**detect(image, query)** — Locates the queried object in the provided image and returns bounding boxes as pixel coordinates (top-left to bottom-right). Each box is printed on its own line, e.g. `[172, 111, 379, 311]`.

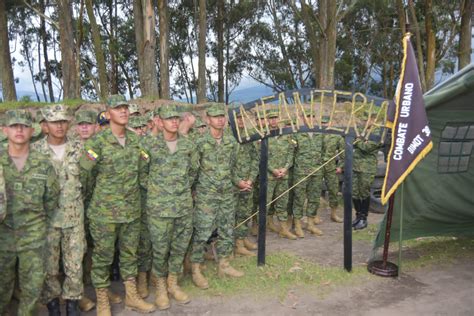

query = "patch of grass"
[0, 99, 85, 111]
[180, 252, 369, 299]
[352, 223, 379, 241]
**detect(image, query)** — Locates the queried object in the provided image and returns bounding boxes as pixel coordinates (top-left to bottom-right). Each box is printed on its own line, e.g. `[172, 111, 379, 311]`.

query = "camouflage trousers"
[191, 191, 236, 263]
[42, 224, 85, 303]
[137, 211, 152, 273]
[267, 178, 289, 221]
[352, 171, 375, 199]
[148, 215, 193, 277]
[235, 192, 253, 239]
[293, 171, 323, 219]
[89, 219, 140, 288]
[323, 165, 340, 208]
[0, 247, 45, 316]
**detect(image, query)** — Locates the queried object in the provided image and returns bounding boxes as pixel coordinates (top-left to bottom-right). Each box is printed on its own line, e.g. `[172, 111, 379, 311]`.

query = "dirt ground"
[30, 210, 474, 316]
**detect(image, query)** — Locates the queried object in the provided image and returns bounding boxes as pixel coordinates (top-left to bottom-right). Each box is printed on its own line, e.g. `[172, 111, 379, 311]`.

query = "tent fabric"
[374, 64, 474, 248]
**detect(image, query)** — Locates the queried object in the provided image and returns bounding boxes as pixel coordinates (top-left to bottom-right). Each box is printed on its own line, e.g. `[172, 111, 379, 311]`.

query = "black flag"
[381, 33, 433, 204]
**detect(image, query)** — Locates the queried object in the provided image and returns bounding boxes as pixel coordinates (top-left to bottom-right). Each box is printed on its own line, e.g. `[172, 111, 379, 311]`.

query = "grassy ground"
[0, 99, 85, 111]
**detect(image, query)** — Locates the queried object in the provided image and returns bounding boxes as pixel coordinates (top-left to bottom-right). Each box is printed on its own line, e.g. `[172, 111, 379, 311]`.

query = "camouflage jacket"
[194, 129, 239, 194]
[0, 147, 60, 252]
[33, 137, 84, 228]
[0, 164, 6, 222]
[141, 134, 199, 218]
[79, 128, 145, 223]
[322, 134, 345, 169]
[268, 134, 295, 180]
[234, 141, 259, 184]
[293, 132, 324, 174]
[353, 137, 382, 174]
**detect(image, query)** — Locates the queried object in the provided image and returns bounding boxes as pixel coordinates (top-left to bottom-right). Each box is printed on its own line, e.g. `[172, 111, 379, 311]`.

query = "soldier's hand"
[336, 167, 342, 174]
[280, 168, 288, 177]
[238, 180, 251, 191]
[272, 169, 280, 178]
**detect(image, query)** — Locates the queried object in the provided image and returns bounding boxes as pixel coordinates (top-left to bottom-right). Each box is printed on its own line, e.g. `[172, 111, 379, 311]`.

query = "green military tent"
[374, 64, 474, 248]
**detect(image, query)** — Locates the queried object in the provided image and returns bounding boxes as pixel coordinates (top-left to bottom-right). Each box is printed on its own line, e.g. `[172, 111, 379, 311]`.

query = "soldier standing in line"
[141, 104, 198, 310]
[75, 110, 98, 142]
[79, 95, 155, 316]
[321, 116, 344, 223]
[34, 105, 85, 316]
[0, 110, 60, 316]
[233, 111, 258, 256]
[190, 103, 244, 289]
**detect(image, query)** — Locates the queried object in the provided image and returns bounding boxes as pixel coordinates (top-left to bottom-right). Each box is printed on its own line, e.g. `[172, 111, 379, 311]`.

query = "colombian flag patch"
[140, 150, 149, 161]
[86, 149, 98, 161]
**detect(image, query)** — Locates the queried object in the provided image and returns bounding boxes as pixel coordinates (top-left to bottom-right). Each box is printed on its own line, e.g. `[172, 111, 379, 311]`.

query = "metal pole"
[343, 135, 354, 272]
[257, 137, 268, 266]
[382, 194, 395, 267]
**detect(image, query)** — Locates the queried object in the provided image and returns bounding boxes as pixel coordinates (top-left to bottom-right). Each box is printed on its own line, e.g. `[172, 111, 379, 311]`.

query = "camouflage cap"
[42, 104, 71, 122]
[97, 111, 109, 125]
[129, 116, 146, 128]
[75, 110, 97, 124]
[35, 109, 45, 123]
[145, 111, 154, 122]
[206, 103, 226, 117]
[106, 94, 128, 108]
[265, 109, 279, 118]
[128, 103, 140, 115]
[5, 109, 33, 127]
[195, 115, 206, 128]
[159, 104, 181, 119]
[321, 115, 330, 123]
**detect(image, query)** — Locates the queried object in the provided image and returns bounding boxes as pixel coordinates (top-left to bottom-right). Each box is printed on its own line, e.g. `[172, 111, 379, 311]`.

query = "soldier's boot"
[46, 298, 61, 316]
[313, 215, 322, 225]
[278, 221, 297, 240]
[96, 288, 111, 316]
[306, 217, 324, 236]
[330, 207, 343, 223]
[235, 238, 256, 257]
[167, 274, 191, 305]
[354, 197, 369, 230]
[352, 199, 362, 227]
[250, 220, 258, 236]
[150, 272, 158, 289]
[294, 218, 305, 238]
[191, 263, 209, 289]
[66, 300, 79, 316]
[123, 278, 156, 313]
[267, 216, 280, 233]
[183, 253, 192, 275]
[154, 277, 170, 310]
[218, 258, 244, 278]
[137, 271, 149, 299]
[243, 237, 258, 250]
[203, 245, 215, 261]
[78, 296, 96, 312]
[286, 215, 293, 229]
[108, 289, 122, 304]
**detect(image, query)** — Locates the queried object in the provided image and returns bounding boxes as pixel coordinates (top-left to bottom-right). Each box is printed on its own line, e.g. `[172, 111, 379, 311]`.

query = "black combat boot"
[66, 300, 79, 316]
[354, 197, 370, 230]
[47, 297, 61, 316]
[352, 199, 361, 227]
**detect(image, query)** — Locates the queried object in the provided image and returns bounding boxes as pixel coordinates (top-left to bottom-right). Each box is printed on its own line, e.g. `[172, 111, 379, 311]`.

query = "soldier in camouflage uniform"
[292, 114, 325, 237]
[321, 116, 344, 223]
[233, 111, 259, 256]
[0, 110, 60, 316]
[79, 95, 155, 315]
[75, 110, 98, 142]
[33, 105, 85, 316]
[190, 103, 244, 289]
[266, 110, 297, 240]
[140, 104, 198, 309]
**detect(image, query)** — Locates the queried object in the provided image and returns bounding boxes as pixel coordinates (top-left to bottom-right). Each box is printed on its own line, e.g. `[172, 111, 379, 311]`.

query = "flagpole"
[397, 183, 405, 277]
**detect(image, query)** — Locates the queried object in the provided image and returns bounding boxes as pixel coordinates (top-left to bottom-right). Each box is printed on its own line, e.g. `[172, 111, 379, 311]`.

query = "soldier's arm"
[139, 138, 150, 190]
[248, 143, 259, 182]
[43, 163, 60, 218]
[337, 136, 345, 169]
[79, 137, 100, 200]
[189, 141, 200, 185]
[284, 137, 297, 170]
[231, 142, 241, 186]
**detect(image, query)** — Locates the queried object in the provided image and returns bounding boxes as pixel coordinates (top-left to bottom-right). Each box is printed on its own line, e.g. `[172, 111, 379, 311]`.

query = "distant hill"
[229, 85, 274, 104]
[0, 90, 49, 102]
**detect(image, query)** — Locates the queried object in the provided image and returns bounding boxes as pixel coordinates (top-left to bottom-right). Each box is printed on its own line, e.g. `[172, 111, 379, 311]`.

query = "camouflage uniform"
[33, 105, 85, 303]
[79, 100, 145, 289]
[322, 134, 345, 208]
[0, 110, 60, 316]
[352, 138, 380, 200]
[190, 110, 240, 263]
[141, 108, 198, 276]
[0, 163, 6, 223]
[293, 132, 324, 219]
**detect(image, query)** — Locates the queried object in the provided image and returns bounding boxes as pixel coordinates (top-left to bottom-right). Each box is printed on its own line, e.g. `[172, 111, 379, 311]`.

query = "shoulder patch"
[140, 150, 149, 161]
[86, 149, 99, 161]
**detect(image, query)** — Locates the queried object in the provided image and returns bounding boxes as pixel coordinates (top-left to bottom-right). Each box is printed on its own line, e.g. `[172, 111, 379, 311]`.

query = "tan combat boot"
[330, 207, 343, 223]
[250, 220, 258, 236]
[78, 296, 95, 312]
[313, 215, 322, 224]
[191, 263, 209, 289]
[243, 237, 257, 250]
[108, 289, 122, 304]
[267, 216, 280, 233]
[306, 217, 324, 236]
[278, 220, 297, 240]
[286, 215, 293, 229]
[123, 278, 156, 313]
[95, 288, 111, 316]
[235, 239, 256, 257]
[167, 274, 191, 304]
[218, 258, 244, 278]
[294, 218, 305, 238]
[137, 271, 149, 299]
[155, 277, 170, 310]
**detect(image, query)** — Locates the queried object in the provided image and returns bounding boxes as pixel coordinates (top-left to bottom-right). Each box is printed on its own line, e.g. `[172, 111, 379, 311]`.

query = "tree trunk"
[86, 0, 109, 100]
[298, 0, 319, 88]
[109, 0, 118, 94]
[216, 0, 225, 102]
[197, 0, 207, 103]
[395, 0, 407, 38]
[57, 0, 79, 100]
[40, 0, 55, 102]
[424, 0, 436, 90]
[318, 0, 328, 88]
[458, 0, 472, 70]
[408, 0, 427, 92]
[324, 0, 336, 89]
[158, 0, 170, 99]
[0, 0, 17, 101]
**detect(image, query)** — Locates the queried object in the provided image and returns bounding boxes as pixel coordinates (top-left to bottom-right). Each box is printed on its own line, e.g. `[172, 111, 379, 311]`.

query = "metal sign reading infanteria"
[227, 88, 390, 271]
